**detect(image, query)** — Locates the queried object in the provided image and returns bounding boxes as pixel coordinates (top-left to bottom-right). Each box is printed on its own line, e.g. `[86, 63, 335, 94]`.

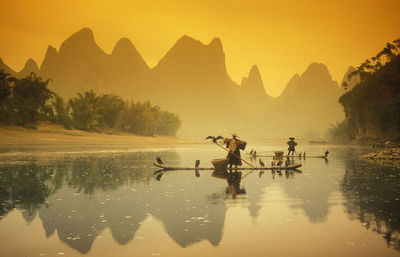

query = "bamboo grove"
[0, 71, 181, 136]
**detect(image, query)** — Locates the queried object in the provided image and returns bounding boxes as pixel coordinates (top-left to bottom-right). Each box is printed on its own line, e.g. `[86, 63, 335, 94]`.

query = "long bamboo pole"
[213, 141, 256, 168]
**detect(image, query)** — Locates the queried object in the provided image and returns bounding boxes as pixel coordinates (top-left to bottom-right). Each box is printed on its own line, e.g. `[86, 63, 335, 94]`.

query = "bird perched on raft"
[156, 157, 163, 165]
[259, 159, 265, 167]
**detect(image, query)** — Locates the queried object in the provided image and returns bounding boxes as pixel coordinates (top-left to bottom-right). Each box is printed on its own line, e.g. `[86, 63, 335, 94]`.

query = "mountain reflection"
[0, 152, 308, 254]
[342, 159, 400, 251]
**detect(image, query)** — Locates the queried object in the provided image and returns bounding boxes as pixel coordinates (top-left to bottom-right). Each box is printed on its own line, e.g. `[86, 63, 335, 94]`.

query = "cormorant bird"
[156, 157, 163, 165]
[250, 149, 254, 154]
[195, 160, 200, 167]
[299, 152, 302, 158]
[156, 172, 163, 181]
[259, 159, 265, 167]
[271, 160, 275, 166]
[276, 160, 283, 167]
[205, 135, 224, 143]
[325, 150, 329, 156]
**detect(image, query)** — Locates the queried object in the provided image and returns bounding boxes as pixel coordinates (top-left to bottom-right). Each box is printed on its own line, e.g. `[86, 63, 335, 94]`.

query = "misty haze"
[0, 1, 399, 257]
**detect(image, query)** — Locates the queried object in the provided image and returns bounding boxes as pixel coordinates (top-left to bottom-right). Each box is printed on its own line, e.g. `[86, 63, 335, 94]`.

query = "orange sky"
[0, 0, 399, 96]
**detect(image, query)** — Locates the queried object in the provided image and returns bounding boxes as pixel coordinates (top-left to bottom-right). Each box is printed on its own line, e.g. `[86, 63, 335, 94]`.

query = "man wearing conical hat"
[287, 137, 297, 156]
[224, 133, 247, 169]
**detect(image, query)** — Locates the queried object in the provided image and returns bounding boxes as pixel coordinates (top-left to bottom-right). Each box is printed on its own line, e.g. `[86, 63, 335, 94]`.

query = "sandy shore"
[0, 123, 200, 151]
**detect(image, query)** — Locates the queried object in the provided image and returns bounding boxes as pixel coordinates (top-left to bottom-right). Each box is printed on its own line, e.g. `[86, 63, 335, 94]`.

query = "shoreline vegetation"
[0, 70, 182, 137]
[328, 37, 400, 143]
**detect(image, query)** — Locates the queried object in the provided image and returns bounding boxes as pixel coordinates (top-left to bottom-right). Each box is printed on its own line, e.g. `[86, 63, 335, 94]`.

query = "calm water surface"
[0, 142, 399, 257]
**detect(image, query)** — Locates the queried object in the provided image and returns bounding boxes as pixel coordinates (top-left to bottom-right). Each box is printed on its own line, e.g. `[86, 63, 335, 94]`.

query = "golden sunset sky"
[0, 0, 399, 96]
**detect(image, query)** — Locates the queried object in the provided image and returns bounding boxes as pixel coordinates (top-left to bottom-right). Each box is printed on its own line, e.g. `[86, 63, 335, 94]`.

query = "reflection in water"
[0, 151, 228, 252]
[280, 163, 340, 223]
[342, 159, 400, 251]
[2, 147, 398, 255]
[212, 169, 246, 199]
[0, 163, 55, 221]
[0, 152, 176, 253]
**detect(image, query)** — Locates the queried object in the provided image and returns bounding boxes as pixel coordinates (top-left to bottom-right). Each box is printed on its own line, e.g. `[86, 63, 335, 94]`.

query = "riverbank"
[361, 148, 400, 169]
[361, 148, 400, 160]
[0, 122, 199, 151]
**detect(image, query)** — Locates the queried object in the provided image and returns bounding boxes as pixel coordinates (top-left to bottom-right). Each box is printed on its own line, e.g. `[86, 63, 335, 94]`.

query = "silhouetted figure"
[224, 133, 247, 169]
[259, 159, 265, 167]
[287, 137, 297, 156]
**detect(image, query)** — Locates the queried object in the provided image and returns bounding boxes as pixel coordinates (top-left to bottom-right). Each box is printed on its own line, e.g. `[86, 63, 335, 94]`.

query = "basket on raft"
[273, 151, 284, 159]
[212, 158, 229, 170]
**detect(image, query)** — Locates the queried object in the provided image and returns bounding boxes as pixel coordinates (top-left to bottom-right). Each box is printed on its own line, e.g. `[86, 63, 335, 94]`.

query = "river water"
[0, 141, 399, 257]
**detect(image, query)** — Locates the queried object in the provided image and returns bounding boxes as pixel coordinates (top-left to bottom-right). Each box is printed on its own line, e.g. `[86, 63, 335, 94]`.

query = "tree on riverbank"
[0, 70, 181, 136]
[0, 71, 53, 126]
[330, 37, 400, 141]
[69, 91, 181, 136]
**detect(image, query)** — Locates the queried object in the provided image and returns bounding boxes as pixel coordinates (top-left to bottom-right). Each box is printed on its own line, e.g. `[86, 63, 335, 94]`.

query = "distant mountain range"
[0, 28, 345, 138]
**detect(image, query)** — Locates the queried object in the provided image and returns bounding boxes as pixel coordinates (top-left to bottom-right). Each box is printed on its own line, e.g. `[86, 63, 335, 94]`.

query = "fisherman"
[287, 137, 297, 156]
[224, 133, 247, 169]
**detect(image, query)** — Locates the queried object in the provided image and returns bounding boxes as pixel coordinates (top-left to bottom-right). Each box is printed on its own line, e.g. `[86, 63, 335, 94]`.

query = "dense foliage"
[68, 91, 181, 135]
[0, 70, 181, 136]
[334, 38, 400, 140]
[0, 72, 53, 126]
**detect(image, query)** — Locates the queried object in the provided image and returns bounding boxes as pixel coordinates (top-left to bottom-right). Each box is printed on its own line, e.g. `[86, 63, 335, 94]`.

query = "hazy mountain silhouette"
[0, 28, 346, 138]
[340, 66, 360, 91]
[269, 63, 344, 137]
[278, 73, 300, 100]
[16, 58, 41, 78]
[0, 57, 16, 75]
[147, 35, 247, 137]
[280, 63, 342, 104]
[240, 65, 272, 108]
[40, 28, 150, 99]
[41, 28, 109, 97]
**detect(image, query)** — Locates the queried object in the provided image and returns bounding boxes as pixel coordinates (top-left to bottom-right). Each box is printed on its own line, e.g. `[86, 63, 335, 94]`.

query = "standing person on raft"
[287, 137, 297, 156]
[224, 133, 247, 169]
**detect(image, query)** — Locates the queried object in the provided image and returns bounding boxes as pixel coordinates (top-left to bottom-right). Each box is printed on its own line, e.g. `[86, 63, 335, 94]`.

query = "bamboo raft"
[153, 162, 302, 171]
[246, 153, 328, 159]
